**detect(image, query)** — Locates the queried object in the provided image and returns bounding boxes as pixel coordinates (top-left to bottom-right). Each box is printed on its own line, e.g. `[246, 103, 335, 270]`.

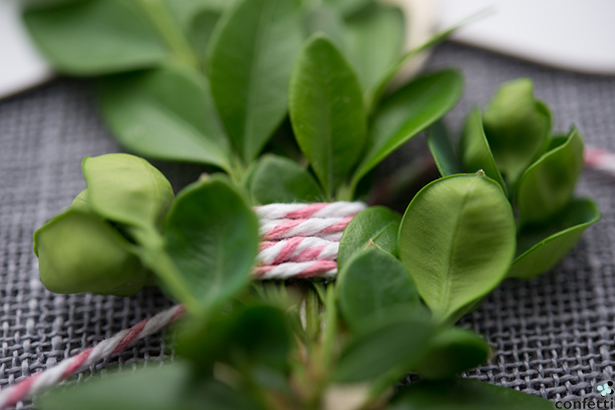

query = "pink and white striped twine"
[4, 147, 615, 408]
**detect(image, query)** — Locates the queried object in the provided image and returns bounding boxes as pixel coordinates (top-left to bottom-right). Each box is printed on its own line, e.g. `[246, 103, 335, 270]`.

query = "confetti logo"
[597, 382, 614, 397]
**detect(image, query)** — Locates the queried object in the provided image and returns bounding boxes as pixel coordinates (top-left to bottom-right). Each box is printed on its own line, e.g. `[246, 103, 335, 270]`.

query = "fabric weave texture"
[1, 43, 614, 407]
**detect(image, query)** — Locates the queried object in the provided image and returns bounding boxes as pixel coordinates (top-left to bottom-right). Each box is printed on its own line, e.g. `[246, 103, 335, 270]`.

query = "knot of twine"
[0, 201, 366, 408]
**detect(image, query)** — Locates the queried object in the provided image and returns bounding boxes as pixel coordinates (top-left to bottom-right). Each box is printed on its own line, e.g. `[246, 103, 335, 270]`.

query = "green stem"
[132, 228, 201, 313]
[305, 289, 320, 353]
[336, 183, 354, 202]
[321, 282, 338, 371]
[136, 0, 199, 68]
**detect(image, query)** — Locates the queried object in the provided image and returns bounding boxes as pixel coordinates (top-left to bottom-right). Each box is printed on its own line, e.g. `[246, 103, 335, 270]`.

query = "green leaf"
[23, 0, 168, 76]
[250, 155, 325, 204]
[99, 67, 232, 171]
[165, 0, 228, 27]
[81, 154, 175, 231]
[414, 328, 490, 380]
[208, 0, 304, 162]
[352, 70, 464, 190]
[337, 246, 420, 332]
[289, 34, 366, 197]
[516, 128, 584, 226]
[34, 210, 147, 296]
[482, 78, 550, 185]
[177, 304, 293, 374]
[344, 2, 405, 91]
[324, 0, 371, 16]
[334, 317, 434, 383]
[366, 27, 458, 109]
[509, 198, 600, 279]
[38, 362, 261, 410]
[398, 174, 516, 322]
[460, 107, 506, 193]
[304, 5, 347, 50]
[164, 175, 259, 311]
[426, 121, 463, 177]
[71, 189, 91, 213]
[337, 206, 401, 269]
[391, 378, 555, 409]
[190, 10, 221, 69]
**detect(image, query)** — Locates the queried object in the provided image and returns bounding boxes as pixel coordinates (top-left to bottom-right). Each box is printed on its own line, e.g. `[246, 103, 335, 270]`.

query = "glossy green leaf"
[38, 362, 261, 410]
[398, 174, 516, 321]
[250, 155, 325, 204]
[517, 128, 584, 226]
[414, 328, 490, 380]
[483, 78, 550, 185]
[164, 175, 259, 311]
[208, 0, 303, 162]
[352, 70, 464, 190]
[337, 246, 420, 332]
[334, 317, 435, 383]
[391, 378, 555, 409]
[23, 0, 168, 76]
[509, 198, 600, 279]
[324, 0, 371, 16]
[34, 210, 147, 296]
[344, 2, 404, 91]
[99, 67, 231, 171]
[460, 107, 506, 192]
[81, 154, 175, 231]
[178, 304, 293, 374]
[289, 34, 366, 197]
[426, 121, 463, 177]
[338, 206, 401, 269]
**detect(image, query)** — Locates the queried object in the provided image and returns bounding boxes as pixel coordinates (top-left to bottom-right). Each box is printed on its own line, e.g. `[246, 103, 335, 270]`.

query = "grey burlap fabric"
[1, 43, 614, 407]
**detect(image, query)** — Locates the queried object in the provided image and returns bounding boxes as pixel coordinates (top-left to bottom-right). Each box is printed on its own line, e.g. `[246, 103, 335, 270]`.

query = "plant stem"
[131, 227, 201, 313]
[321, 283, 338, 368]
[136, 0, 199, 68]
[305, 289, 320, 353]
[336, 183, 354, 202]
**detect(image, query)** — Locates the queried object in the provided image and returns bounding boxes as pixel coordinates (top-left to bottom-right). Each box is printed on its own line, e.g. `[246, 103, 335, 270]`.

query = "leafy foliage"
[99, 67, 231, 170]
[208, 0, 304, 162]
[26, 1, 584, 408]
[23, 0, 170, 76]
[429, 80, 600, 280]
[289, 34, 366, 198]
[250, 155, 325, 204]
[337, 206, 401, 268]
[399, 174, 516, 322]
[392, 378, 555, 409]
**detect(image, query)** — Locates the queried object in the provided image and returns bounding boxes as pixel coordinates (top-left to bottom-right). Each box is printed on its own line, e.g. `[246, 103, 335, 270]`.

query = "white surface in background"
[0, 0, 53, 99]
[439, 0, 615, 75]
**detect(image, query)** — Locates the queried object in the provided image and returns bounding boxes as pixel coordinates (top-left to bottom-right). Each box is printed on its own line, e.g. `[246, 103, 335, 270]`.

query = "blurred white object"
[0, 0, 53, 99]
[439, 0, 615, 75]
